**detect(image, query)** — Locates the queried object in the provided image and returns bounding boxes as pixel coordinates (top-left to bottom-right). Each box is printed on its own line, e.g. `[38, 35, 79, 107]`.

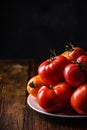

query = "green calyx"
[29, 81, 35, 88]
[72, 60, 87, 71]
[78, 63, 87, 71]
[65, 42, 75, 51]
[49, 49, 56, 63]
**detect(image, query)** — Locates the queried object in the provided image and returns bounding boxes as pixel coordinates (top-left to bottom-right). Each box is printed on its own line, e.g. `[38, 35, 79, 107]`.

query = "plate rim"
[27, 94, 87, 118]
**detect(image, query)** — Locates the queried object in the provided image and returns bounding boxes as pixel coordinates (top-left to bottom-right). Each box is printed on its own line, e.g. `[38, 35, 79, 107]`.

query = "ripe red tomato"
[38, 55, 69, 86]
[76, 55, 87, 65]
[76, 55, 87, 81]
[70, 84, 87, 115]
[61, 43, 85, 61]
[37, 82, 73, 113]
[63, 63, 86, 87]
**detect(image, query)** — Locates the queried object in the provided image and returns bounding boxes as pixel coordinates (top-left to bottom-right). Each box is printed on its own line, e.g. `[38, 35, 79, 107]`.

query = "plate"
[27, 94, 87, 118]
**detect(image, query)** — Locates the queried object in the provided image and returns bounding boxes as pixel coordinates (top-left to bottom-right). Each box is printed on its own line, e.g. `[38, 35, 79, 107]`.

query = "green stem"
[65, 42, 75, 51]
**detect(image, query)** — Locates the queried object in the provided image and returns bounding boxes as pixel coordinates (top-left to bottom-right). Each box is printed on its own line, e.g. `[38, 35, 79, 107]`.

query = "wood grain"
[0, 60, 29, 130]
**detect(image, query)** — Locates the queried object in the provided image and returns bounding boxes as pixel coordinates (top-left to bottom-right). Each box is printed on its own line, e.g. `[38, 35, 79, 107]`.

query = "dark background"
[1, 1, 87, 59]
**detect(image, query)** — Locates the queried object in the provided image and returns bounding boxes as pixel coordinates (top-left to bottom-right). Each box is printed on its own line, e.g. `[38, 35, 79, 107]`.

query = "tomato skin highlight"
[38, 55, 70, 86]
[37, 82, 73, 113]
[70, 84, 87, 115]
[63, 63, 86, 87]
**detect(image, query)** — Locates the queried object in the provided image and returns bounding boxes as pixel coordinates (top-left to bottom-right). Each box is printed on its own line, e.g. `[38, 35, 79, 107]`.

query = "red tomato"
[63, 63, 86, 87]
[70, 84, 87, 115]
[76, 55, 87, 65]
[76, 55, 87, 81]
[37, 82, 73, 113]
[68, 47, 85, 61]
[61, 43, 85, 61]
[38, 55, 69, 86]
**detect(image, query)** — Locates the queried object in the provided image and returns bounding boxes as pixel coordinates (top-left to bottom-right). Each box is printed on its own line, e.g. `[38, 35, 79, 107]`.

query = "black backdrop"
[1, 1, 87, 59]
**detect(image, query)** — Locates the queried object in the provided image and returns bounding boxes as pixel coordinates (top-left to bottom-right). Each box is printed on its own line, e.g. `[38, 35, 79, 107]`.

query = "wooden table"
[0, 59, 87, 130]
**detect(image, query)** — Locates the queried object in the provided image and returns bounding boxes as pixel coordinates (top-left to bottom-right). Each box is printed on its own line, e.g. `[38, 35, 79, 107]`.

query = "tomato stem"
[49, 49, 56, 63]
[50, 49, 56, 57]
[65, 42, 75, 51]
[78, 63, 87, 71]
[72, 60, 87, 71]
[29, 81, 35, 88]
[49, 85, 54, 89]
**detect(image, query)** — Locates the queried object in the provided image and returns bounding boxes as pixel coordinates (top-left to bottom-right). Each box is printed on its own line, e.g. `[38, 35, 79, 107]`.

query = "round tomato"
[63, 63, 86, 87]
[61, 43, 85, 61]
[76, 55, 87, 81]
[76, 55, 87, 65]
[27, 75, 45, 97]
[70, 84, 87, 115]
[38, 55, 70, 86]
[37, 82, 73, 113]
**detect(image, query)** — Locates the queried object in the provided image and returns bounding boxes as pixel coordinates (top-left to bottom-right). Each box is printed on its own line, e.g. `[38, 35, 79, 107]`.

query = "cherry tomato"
[61, 43, 85, 61]
[63, 63, 86, 87]
[37, 82, 73, 113]
[38, 55, 69, 86]
[27, 75, 45, 97]
[70, 84, 87, 115]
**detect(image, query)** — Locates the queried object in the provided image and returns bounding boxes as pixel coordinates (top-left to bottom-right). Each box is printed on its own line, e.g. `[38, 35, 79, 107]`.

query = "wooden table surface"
[0, 59, 87, 130]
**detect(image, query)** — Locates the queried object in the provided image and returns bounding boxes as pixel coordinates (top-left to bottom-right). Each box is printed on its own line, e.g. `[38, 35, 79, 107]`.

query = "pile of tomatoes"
[27, 43, 87, 115]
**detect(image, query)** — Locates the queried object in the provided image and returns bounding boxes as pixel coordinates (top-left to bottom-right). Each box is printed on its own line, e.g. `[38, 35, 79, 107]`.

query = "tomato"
[38, 55, 70, 86]
[76, 55, 87, 81]
[37, 82, 73, 113]
[70, 84, 87, 115]
[61, 51, 70, 61]
[27, 75, 45, 97]
[76, 55, 87, 65]
[63, 63, 86, 87]
[61, 43, 85, 61]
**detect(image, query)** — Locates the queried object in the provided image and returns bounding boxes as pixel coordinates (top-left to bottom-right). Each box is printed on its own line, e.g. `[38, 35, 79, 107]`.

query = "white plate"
[27, 94, 87, 118]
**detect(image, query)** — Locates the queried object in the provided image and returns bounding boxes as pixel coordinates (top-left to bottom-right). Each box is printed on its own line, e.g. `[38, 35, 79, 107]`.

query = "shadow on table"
[41, 113, 87, 128]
